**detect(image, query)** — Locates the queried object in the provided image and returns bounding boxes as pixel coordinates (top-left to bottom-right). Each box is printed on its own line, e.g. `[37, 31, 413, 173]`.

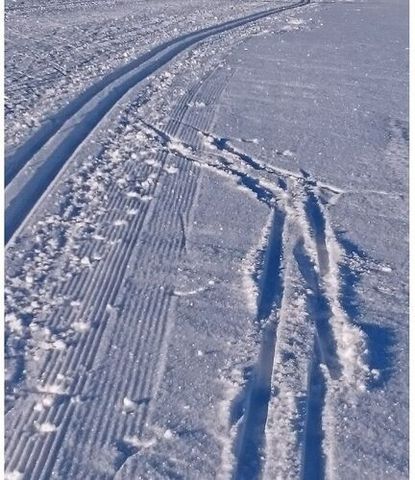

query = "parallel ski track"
[229, 182, 340, 480]
[99, 116, 349, 480]
[5, 0, 309, 244]
[233, 209, 286, 480]
[5, 63, 233, 480]
[175, 134, 345, 478]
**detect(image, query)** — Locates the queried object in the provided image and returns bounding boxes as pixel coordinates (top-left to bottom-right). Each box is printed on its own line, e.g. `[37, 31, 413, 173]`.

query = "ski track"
[5, 0, 373, 478]
[5, 0, 310, 244]
[232, 208, 286, 480]
[144, 115, 368, 477]
[5, 50, 237, 479]
[169, 131, 368, 477]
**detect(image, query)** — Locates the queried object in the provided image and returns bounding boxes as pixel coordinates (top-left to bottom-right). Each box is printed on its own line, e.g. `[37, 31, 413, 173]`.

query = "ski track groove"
[68, 293, 170, 476]
[5, 0, 309, 244]
[5, 45, 237, 479]
[233, 208, 286, 480]
[7, 3, 349, 478]
[9, 171, 170, 476]
[183, 133, 355, 478]
[301, 339, 326, 480]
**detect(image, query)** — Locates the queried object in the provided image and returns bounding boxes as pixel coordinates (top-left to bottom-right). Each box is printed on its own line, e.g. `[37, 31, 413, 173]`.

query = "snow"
[4, 0, 408, 478]
[34, 421, 58, 434]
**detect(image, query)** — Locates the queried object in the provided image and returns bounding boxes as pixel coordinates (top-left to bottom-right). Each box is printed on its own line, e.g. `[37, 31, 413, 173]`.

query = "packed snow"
[5, 0, 408, 479]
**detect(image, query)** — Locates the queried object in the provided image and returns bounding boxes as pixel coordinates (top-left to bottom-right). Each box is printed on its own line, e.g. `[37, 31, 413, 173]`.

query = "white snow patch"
[5, 472, 23, 480]
[34, 421, 57, 433]
[167, 138, 194, 158]
[379, 264, 392, 273]
[287, 17, 305, 26]
[173, 286, 207, 297]
[282, 149, 295, 158]
[5, 313, 23, 335]
[72, 321, 90, 332]
[113, 219, 128, 227]
[37, 382, 67, 396]
[80, 256, 92, 267]
[123, 435, 156, 449]
[52, 339, 67, 351]
[163, 429, 174, 440]
[163, 164, 179, 174]
[122, 396, 137, 413]
[127, 208, 139, 216]
[126, 191, 141, 198]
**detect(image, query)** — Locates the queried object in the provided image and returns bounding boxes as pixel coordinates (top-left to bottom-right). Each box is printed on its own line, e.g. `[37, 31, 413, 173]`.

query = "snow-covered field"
[5, 0, 409, 479]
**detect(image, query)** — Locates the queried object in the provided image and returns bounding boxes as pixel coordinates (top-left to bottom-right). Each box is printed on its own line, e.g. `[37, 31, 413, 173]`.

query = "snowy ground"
[5, 0, 408, 479]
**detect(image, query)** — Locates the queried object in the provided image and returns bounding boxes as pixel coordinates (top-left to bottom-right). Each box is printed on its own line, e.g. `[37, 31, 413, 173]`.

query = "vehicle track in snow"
[5, 0, 309, 244]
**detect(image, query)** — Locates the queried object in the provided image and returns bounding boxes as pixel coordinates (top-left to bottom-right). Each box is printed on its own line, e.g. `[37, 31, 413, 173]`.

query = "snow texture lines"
[5, 45, 238, 480]
[5, 0, 309, 244]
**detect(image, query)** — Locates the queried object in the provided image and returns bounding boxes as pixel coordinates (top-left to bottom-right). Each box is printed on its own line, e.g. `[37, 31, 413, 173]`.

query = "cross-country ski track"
[5, 0, 409, 479]
[5, 0, 309, 244]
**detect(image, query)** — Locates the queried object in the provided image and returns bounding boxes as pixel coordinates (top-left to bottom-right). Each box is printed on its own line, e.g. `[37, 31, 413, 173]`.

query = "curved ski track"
[6, 1, 366, 478]
[5, 64, 235, 479]
[5, 0, 309, 244]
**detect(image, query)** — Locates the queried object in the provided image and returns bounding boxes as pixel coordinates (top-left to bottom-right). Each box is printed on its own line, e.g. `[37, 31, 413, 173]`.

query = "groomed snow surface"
[5, 0, 408, 479]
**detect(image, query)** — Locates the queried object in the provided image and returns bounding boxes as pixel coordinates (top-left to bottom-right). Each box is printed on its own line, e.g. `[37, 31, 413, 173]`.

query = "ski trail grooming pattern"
[5, 61, 236, 480]
[114, 67, 239, 480]
[58, 112, 373, 480]
[5, 52, 233, 404]
[5, 51, 237, 409]
[5, 0, 310, 244]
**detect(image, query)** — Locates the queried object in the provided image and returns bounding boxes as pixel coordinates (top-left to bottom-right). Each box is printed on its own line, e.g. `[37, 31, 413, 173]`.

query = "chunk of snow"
[282, 149, 295, 157]
[52, 339, 66, 351]
[35, 422, 57, 433]
[5, 314, 23, 334]
[163, 429, 174, 440]
[80, 256, 92, 267]
[127, 208, 139, 216]
[124, 435, 156, 449]
[122, 397, 136, 413]
[126, 191, 141, 198]
[113, 219, 128, 227]
[5, 471, 23, 480]
[164, 165, 179, 174]
[72, 321, 89, 332]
